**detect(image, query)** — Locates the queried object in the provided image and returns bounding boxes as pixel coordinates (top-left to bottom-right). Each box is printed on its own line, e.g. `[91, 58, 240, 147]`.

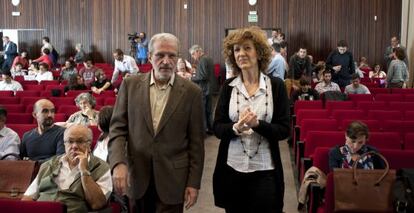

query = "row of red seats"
[0, 96, 116, 107]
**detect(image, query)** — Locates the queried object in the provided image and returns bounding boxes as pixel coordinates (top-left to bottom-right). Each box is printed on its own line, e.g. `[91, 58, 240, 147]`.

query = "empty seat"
[356, 101, 387, 112]
[1, 104, 25, 113]
[341, 119, 381, 131]
[369, 88, 390, 95]
[104, 97, 116, 106]
[312, 147, 330, 175]
[405, 94, 414, 102]
[293, 100, 323, 115]
[374, 93, 404, 102]
[0, 199, 66, 213]
[404, 133, 414, 150]
[391, 88, 414, 94]
[325, 101, 354, 113]
[65, 90, 90, 97]
[296, 109, 329, 124]
[297, 119, 339, 142]
[381, 120, 414, 141]
[94, 97, 105, 106]
[388, 102, 414, 112]
[89, 126, 101, 150]
[58, 105, 79, 118]
[381, 149, 414, 169]
[40, 80, 60, 86]
[404, 111, 414, 121]
[6, 113, 33, 124]
[347, 94, 374, 103]
[0, 97, 20, 105]
[20, 80, 38, 86]
[0, 91, 14, 97]
[23, 84, 44, 91]
[92, 90, 116, 98]
[367, 110, 403, 121]
[50, 97, 75, 107]
[7, 124, 36, 139]
[20, 97, 43, 105]
[369, 132, 402, 150]
[331, 109, 365, 122]
[15, 91, 41, 97]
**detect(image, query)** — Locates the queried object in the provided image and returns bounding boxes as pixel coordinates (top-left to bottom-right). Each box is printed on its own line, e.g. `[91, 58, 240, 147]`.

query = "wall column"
[402, 0, 414, 88]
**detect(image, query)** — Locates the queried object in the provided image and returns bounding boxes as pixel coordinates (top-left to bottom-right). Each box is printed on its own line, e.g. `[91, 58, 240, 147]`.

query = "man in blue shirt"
[267, 42, 286, 80]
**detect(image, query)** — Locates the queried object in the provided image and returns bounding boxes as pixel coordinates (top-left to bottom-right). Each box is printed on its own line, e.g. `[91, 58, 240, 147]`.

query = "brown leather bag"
[334, 151, 396, 212]
[0, 160, 39, 199]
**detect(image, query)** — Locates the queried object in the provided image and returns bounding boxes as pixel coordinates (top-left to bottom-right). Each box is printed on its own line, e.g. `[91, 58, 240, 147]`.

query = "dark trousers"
[387, 81, 404, 88]
[223, 165, 284, 213]
[203, 94, 212, 131]
[134, 175, 183, 213]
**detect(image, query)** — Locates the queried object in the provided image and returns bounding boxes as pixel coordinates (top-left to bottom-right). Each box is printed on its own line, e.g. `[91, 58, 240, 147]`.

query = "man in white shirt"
[111, 49, 139, 84]
[315, 70, 341, 94]
[0, 107, 20, 160]
[0, 70, 23, 92]
[22, 124, 112, 212]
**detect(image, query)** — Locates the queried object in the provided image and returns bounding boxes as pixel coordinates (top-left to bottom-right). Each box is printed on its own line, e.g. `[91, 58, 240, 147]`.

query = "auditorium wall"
[0, 0, 402, 68]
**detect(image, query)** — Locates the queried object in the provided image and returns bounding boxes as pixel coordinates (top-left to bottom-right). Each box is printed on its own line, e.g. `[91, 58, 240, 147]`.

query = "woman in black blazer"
[213, 26, 290, 213]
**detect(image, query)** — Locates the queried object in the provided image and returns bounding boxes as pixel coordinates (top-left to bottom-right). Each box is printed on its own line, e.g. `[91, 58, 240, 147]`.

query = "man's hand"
[184, 187, 198, 210]
[113, 163, 129, 196]
[333, 65, 342, 73]
[76, 150, 89, 172]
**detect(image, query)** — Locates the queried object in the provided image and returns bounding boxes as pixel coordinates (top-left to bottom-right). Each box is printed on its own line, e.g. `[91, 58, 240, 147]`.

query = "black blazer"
[212, 75, 290, 208]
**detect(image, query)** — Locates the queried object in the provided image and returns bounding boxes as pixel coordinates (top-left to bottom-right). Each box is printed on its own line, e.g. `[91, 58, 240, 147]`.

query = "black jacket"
[212, 75, 290, 208]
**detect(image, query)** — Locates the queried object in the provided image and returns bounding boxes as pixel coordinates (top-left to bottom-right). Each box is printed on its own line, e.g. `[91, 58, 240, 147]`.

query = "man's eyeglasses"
[64, 140, 91, 145]
[41, 108, 56, 114]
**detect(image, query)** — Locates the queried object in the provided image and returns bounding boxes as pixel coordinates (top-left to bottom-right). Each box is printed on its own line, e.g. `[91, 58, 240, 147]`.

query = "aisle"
[186, 136, 298, 213]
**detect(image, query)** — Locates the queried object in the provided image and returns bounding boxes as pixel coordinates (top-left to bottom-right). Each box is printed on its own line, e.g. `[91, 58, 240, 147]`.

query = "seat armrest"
[308, 183, 325, 213]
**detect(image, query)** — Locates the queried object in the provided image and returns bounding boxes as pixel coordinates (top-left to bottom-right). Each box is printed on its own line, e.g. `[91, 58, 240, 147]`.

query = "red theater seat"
[0, 199, 67, 213]
[7, 124, 36, 139]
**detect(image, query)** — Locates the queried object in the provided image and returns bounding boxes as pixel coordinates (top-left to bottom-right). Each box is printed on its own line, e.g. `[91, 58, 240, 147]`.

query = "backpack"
[393, 169, 414, 212]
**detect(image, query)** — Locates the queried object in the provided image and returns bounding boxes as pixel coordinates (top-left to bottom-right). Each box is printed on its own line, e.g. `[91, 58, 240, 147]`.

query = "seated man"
[20, 99, 65, 162]
[291, 77, 319, 102]
[344, 73, 371, 95]
[0, 70, 23, 92]
[314, 70, 341, 94]
[22, 125, 112, 212]
[0, 107, 20, 160]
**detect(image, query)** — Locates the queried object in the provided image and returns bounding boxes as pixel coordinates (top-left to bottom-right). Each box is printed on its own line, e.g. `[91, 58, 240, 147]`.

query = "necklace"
[236, 75, 269, 159]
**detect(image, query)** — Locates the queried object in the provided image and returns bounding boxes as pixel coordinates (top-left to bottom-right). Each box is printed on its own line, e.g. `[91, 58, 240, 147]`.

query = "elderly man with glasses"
[22, 124, 112, 212]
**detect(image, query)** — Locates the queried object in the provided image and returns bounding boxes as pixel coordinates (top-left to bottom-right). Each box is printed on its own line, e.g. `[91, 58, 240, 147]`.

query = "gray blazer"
[108, 73, 205, 204]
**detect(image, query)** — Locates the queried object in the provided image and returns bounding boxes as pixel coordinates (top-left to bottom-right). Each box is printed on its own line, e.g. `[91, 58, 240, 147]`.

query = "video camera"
[128, 32, 139, 42]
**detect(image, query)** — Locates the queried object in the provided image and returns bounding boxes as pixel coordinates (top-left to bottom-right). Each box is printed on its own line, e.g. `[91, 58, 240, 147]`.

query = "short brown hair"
[223, 26, 272, 76]
[393, 47, 406, 60]
[346, 121, 369, 140]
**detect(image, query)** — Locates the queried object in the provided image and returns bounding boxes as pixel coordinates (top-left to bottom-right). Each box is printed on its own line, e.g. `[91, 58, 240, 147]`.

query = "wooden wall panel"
[0, 0, 402, 68]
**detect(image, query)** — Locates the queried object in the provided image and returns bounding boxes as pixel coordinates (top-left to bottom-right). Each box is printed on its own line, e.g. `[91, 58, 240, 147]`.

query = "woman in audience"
[66, 92, 99, 126]
[34, 62, 53, 82]
[386, 47, 409, 88]
[31, 48, 53, 69]
[329, 121, 384, 171]
[60, 59, 78, 81]
[176, 57, 193, 80]
[64, 74, 87, 93]
[92, 106, 113, 161]
[213, 26, 290, 213]
[91, 69, 112, 94]
[369, 64, 387, 79]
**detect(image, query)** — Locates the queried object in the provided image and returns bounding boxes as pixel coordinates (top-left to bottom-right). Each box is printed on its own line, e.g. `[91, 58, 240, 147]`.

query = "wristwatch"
[80, 170, 91, 176]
